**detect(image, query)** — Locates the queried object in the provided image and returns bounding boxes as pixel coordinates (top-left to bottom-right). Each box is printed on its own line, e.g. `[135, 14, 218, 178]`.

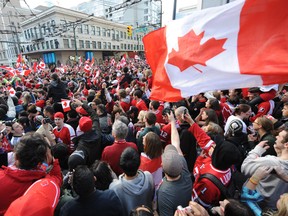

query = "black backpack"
[199, 169, 247, 201]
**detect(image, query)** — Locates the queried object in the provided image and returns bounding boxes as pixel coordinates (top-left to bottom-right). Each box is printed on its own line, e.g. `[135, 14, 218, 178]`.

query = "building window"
[120, 31, 123, 39]
[117, 45, 120, 50]
[124, 32, 126, 39]
[107, 29, 110, 37]
[91, 26, 95, 35]
[102, 28, 106, 37]
[121, 43, 123, 49]
[92, 41, 96, 49]
[50, 40, 54, 49]
[124, 44, 126, 50]
[144, 16, 148, 21]
[79, 40, 84, 48]
[86, 40, 90, 48]
[71, 39, 75, 48]
[84, 25, 89, 34]
[63, 39, 69, 48]
[78, 25, 83, 34]
[103, 42, 107, 49]
[41, 42, 45, 49]
[46, 41, 49, 49]
[144, 1, 149, 6]
[108, 42, 111, 49]
[144, 9, 148, 14]
[30, 28, 34, 37]
[97, 41, 101, 49]
[116, 30, 119, 41]
[96, 27, 101, 36]
[111, 29, 115, 40]
[24, 31, 27, 39]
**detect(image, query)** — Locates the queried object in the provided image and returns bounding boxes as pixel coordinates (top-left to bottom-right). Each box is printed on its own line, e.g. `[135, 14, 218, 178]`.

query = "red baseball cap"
[54, 112, 64, 119]
[79, 116, 92, 132]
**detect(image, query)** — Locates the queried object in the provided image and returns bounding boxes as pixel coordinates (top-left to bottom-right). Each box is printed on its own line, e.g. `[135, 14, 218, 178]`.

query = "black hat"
[212, 141, 242, 170]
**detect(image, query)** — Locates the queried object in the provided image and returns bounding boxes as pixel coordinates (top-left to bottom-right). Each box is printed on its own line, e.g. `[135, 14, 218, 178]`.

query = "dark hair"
[203, 109, 219, 125]
[15, 133, 49, 170]
[51, 142, 69, 171]
[72, 165, 95, 197]
[51, 73, 60, 82]
[44, 105, 55, 115]
[67, 109, 78, 119]
[208, 98, 221, 111]
[27, 104, 37, 114]
[130, 205, 154, 216]
[150, 101, 160, 110]
[234, 104, 251, 115]
[225, 199, 254, 216]
[144, 132, 162, 159]
[90, 160, 114, 190]
[144, 112, 157, 125]
[120, 147, 140, 177]
[133, 90, 143, 99]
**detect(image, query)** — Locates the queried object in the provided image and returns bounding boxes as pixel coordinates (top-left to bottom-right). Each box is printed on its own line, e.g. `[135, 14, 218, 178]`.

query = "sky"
[21, 0, 197, 25]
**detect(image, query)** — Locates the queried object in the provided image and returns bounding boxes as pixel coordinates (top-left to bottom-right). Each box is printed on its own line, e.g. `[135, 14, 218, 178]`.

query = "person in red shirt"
[149, 100, 165, 124]
[53, 112, 76, 154]
[182, 112, 241, 208]
[101, 120, 137, 176]
[133, 89, 148, 112]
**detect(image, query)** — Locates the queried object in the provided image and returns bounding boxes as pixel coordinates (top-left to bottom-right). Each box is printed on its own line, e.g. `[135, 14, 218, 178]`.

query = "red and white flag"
[84, 64, 91, 73]
[120, 56, 126, 68]
[143, 0, 288, 102]
[38, 61, 46, 70]
[15, 68, 32, 76]
[7, 86, 16, 97]
[61, 99, 71, 112]
[0, 66, 15, 77]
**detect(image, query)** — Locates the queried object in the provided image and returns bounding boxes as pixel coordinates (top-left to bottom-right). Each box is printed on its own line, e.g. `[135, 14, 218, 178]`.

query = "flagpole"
[172, 0, 177, 20]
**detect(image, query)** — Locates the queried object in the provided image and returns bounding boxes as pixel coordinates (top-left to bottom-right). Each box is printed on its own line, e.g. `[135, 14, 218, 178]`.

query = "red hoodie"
[0, 159, 62, 215]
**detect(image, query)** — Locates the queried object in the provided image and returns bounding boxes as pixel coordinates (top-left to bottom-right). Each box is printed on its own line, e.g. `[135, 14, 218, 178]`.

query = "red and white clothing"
[120, 101, 130, 112]
[188, 123, 232, 208]
[159, 123, 172, 146]
[249, 100, 275, 122]
[139, 153, 162, 189]
[53, 123, 76, 153]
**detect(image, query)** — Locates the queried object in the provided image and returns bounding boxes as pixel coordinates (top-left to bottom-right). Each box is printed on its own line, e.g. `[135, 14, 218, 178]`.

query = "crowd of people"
[0, 56, 287, 216]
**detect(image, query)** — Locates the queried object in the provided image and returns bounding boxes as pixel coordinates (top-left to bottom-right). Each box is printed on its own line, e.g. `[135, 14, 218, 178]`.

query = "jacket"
[0, 159, 62, 215]
[241, 145, 288, 209]
[47, 80, 68, 103]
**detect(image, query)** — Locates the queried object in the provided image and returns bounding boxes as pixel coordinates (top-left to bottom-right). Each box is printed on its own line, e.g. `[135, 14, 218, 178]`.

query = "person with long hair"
[139, 132, 162, 189]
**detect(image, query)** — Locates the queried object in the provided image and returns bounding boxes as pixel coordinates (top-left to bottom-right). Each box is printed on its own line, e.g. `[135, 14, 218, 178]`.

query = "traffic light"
[127, 26, 132, 37]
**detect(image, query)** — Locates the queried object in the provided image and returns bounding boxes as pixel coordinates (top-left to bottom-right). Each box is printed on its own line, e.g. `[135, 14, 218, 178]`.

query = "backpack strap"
[199, 173, 228, 198]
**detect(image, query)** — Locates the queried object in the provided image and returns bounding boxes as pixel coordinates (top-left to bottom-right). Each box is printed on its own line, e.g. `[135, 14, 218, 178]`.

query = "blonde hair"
[274, 193, 288, 216]
[138, 110, 147, 122]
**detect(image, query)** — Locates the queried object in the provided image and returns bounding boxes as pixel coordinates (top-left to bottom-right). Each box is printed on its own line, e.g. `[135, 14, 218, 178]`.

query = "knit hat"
[79, 116, 92, 132]
[76, 106, 88, 116]
[228, 119, 243, 136]
[212, 141, 242, 170]
[162, 145, 183, 177]
[54, 112, 64, 119]
[68, 150, 86, 170]
[5, 178, 60, 216]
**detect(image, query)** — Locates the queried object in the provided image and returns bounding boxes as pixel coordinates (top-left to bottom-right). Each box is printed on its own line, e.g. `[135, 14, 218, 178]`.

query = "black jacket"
[47, 80, 68, 103]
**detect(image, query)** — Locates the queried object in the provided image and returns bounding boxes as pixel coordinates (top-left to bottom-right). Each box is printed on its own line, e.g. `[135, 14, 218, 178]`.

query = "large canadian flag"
[143, 0, 288, 102]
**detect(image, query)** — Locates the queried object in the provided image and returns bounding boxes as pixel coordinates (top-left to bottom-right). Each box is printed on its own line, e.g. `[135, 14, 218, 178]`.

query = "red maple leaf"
[168, 29, 227, 72]
[63, 101, 67, 107]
